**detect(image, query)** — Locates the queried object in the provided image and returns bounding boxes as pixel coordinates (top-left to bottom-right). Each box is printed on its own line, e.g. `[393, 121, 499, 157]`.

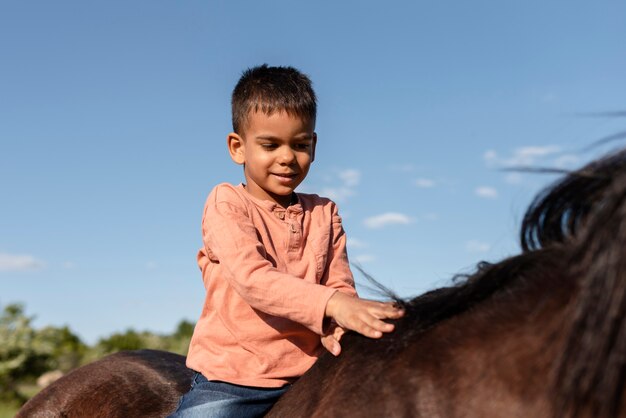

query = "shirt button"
[277, 212, 285, 220]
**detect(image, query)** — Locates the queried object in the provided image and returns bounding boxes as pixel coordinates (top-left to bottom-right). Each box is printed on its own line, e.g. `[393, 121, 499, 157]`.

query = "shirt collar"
[237, 183, 303, 213]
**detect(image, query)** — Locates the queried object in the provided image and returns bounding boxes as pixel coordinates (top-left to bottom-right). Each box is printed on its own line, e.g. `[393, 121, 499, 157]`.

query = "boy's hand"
[324, 292, 404, 340]
[321, 324, 345, 357]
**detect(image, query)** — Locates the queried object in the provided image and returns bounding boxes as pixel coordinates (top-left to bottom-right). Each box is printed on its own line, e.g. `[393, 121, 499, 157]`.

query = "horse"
[17, 147, 626, 417]
[15, 350, 192, 417]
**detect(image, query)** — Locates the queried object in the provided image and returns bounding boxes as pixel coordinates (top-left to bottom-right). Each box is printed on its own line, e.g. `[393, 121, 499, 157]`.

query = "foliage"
[89, 320, 193, 360]
[173, 319, 194, 340]
[97, 329, 150, 353]
[168, 320, 195, 355]
[0, 302, 193, 407]
[37, 325, 87, 372]
[0, 401, 20, 418]
[0, 304, 47, 402]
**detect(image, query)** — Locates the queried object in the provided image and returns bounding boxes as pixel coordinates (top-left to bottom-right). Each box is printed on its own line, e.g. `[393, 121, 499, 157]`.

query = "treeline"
[0, 303, 193, 406]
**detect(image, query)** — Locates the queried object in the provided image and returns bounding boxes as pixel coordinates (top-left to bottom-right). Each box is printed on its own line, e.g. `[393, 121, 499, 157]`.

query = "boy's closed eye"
[258, 142, 311, 151]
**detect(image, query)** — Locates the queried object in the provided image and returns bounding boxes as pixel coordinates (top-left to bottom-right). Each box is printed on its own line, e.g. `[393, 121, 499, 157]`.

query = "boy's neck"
[274, 192, 298, 209]
[242, 184, 298, 209]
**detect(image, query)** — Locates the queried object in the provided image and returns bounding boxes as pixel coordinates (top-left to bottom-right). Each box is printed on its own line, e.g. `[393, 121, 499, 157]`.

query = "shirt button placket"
[287, 212, 302, 252]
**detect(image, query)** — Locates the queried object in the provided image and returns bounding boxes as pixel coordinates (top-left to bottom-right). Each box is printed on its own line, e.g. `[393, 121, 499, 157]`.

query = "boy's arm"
[202, 188, 337, 335]
[320, 203, 403, 356]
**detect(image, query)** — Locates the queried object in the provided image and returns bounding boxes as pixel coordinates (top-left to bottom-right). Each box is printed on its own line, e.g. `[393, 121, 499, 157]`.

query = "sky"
[1, 1, 625, 344]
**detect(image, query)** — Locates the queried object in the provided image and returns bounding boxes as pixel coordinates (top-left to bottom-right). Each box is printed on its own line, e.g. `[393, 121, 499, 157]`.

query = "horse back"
[16, 349, 193, 418]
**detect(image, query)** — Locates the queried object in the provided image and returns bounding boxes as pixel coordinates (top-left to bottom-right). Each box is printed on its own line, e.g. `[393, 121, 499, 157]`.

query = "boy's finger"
[321, 335, 339, 355]
[383, 303, 405, 314]
[371, 306, 405, 319]
[332, 341, 341, 356]
[356, 321, 388, 338]
[363, 316, 395, 333]
[333, 326, 345, 341]
[366, 329, 383, 338]
[388, 308, 405, 318]
[324, 337, 341, 356]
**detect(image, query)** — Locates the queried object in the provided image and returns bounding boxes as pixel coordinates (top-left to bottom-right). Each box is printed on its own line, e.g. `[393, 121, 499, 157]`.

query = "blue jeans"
[168, 372, 290, 418]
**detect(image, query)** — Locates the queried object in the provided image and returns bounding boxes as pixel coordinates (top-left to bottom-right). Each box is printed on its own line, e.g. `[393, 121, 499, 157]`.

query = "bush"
[0, 304, 47, 402]
[0, 304, 87, 403]
[0, 302, 194, 404]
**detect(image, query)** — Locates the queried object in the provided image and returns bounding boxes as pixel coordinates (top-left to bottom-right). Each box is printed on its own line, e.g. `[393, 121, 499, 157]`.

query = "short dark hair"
[231, 64, 317, 134]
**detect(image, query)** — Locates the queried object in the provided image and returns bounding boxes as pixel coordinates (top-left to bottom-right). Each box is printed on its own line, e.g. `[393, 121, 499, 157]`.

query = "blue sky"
[1, 1, 625, 343]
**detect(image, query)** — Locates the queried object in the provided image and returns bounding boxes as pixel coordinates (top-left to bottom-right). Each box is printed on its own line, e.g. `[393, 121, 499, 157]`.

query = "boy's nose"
[278, 148, 296, 164]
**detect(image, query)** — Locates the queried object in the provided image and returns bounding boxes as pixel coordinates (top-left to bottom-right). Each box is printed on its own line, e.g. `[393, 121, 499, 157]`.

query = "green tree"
[0, 302, 194, 407]
[36, 325, 86, 372]
[173, 320, 194, 340]
[88, 320, 195, 359]
[96, 329, 146, 353]
[0, 304, 87, 403]
[165, 320, 194, 355]
[0, 304, 46, 403]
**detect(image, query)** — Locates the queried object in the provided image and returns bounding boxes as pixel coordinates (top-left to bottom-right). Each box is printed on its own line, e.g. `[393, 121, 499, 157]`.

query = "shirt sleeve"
[202, 187, 337, 335]
[320, 202, 358, 297]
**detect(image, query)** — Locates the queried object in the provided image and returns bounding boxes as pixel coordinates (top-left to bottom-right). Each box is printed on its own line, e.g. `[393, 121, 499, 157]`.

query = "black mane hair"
[553, 148, 626, 417]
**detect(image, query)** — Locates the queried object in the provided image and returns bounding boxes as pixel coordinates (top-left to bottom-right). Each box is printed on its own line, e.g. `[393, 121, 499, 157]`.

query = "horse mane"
[514, 146, 626, 416]
[364, 147, 626, 416]
[521, 149, 626, 252]
[552, 148, 626, 417]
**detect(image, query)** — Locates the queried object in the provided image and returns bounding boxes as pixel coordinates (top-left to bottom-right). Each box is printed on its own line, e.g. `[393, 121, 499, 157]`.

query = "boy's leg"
[168, 372, 290, 418]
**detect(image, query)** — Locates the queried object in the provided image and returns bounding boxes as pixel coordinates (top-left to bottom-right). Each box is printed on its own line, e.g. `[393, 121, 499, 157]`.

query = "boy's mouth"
[272, 173, 298, 182]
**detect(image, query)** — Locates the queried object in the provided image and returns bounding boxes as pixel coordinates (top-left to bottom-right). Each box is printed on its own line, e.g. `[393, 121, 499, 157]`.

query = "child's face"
[228, 110, 316, 208]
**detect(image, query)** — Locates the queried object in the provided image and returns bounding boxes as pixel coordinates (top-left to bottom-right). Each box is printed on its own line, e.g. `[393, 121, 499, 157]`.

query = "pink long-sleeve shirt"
[186, 183, 357, 387]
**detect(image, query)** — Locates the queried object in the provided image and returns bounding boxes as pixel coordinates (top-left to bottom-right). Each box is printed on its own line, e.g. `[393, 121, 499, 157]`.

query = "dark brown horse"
[16, 350, 192, 417]
[18, 147, 626, 418]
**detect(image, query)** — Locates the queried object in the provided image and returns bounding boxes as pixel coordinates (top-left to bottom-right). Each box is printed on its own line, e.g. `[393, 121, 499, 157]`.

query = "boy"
[170, 65, 403, 417]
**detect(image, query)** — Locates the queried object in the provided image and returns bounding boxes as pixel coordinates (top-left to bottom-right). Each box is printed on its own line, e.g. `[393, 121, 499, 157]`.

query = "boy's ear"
[227, 132, 246, 165]
[311, 133, 317, 163]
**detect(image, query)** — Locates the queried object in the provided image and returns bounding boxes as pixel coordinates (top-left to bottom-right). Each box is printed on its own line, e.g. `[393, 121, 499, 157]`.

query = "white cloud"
[338, 169, 361, 187]
[414, 178, 435, 188]
[466, 240, 491, 253]
[484, 146, 561, 168]
[319, 187, 355, 202]
[475, 186, 498, 199]
[504, 172, 523, 185]
[485, 145, 581, 187]
[0, 253, 45, 272]
[553, 154, 580, 169]
[347, 238, 368, 249]
[314, 168, 361, 203]
[353, 254, 376, 263]
[513, 146, 561, 163]
[484, 149, 498, 166]
[364, 212, 412, 229]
